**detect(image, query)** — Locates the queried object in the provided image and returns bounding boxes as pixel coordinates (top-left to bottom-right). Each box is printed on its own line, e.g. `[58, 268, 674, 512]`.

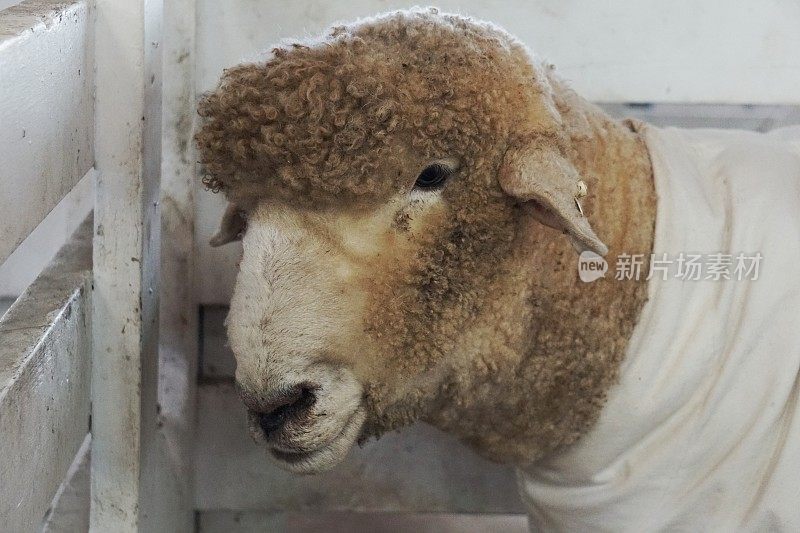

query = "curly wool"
[200, 8, 656, 465]
[196, 8, 552, 208]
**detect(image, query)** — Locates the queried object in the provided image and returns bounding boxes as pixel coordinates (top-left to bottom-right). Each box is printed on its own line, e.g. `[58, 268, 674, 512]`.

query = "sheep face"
[226, 181, 507, 473]
[197, 9, 608, 473]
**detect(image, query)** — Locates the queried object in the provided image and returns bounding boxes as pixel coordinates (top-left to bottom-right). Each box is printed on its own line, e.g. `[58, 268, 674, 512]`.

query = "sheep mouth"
[266, 405, 366, 474]
[269, 446, 331, 468]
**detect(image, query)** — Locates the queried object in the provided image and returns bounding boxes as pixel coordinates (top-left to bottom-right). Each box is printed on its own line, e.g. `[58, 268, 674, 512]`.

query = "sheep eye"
[414, 164, 451, 190]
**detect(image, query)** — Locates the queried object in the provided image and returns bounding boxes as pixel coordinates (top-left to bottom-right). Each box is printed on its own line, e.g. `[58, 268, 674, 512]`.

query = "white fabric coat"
[518, 125, 800, 532]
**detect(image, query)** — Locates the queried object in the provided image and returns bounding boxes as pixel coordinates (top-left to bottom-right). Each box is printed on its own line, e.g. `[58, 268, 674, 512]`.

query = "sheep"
[195, 7, 800, 530]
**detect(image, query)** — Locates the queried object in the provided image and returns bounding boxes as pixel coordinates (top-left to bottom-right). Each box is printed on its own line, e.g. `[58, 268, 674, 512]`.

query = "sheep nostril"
[258, 410, 285, 436]
[256, 385, 317, 438]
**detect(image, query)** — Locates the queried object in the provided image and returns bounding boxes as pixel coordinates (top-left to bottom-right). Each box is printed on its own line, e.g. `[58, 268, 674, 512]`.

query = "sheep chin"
[268, 405, 366, 475]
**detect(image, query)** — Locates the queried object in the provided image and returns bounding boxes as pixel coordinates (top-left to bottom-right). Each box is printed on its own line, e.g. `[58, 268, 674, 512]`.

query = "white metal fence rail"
[0, 0, 93, 265]
[0, 1, 94, 529]
[0, 217, 92, 531]
[0, 0, 196, 530]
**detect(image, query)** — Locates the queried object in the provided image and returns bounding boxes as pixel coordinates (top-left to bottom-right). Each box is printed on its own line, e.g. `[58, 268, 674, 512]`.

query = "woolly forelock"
[195, 7, 561, 208]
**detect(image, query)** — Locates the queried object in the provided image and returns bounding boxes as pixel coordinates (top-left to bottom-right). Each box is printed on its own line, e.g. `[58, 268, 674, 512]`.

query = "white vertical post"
[90, 0, 163, 529]
[156, 0, 198, 528]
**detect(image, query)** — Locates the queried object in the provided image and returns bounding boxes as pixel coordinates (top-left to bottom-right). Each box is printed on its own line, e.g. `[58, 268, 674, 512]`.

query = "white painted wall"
[0, 1, 22, 12]
[193, 0, 800, 304]
[195, 0, 800, 103]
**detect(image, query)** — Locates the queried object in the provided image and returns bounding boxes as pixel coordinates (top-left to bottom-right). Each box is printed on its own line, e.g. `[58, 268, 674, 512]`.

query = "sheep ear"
[499, 145, 608, 256]
[209, 203, 246, 247]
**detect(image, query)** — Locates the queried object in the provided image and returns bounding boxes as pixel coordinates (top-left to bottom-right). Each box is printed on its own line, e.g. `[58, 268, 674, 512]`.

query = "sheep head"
[196, 8, 611, 473]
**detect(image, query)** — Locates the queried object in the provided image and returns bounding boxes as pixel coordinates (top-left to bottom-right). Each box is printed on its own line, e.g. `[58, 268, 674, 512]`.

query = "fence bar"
[90, 0, 164, 528]
[0, 217, 92, 531]
[0, 0, 93, 265]
[151, 0, 199, 528]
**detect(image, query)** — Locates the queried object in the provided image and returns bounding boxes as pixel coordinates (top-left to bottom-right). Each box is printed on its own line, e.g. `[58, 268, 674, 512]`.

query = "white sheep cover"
[519, 125, 800, 531]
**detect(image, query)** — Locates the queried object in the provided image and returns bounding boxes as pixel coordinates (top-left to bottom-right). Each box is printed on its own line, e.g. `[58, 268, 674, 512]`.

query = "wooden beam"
[0, 217, 92, 531]
[0, 0, 93, 264]
[90, 0, 163, 529]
